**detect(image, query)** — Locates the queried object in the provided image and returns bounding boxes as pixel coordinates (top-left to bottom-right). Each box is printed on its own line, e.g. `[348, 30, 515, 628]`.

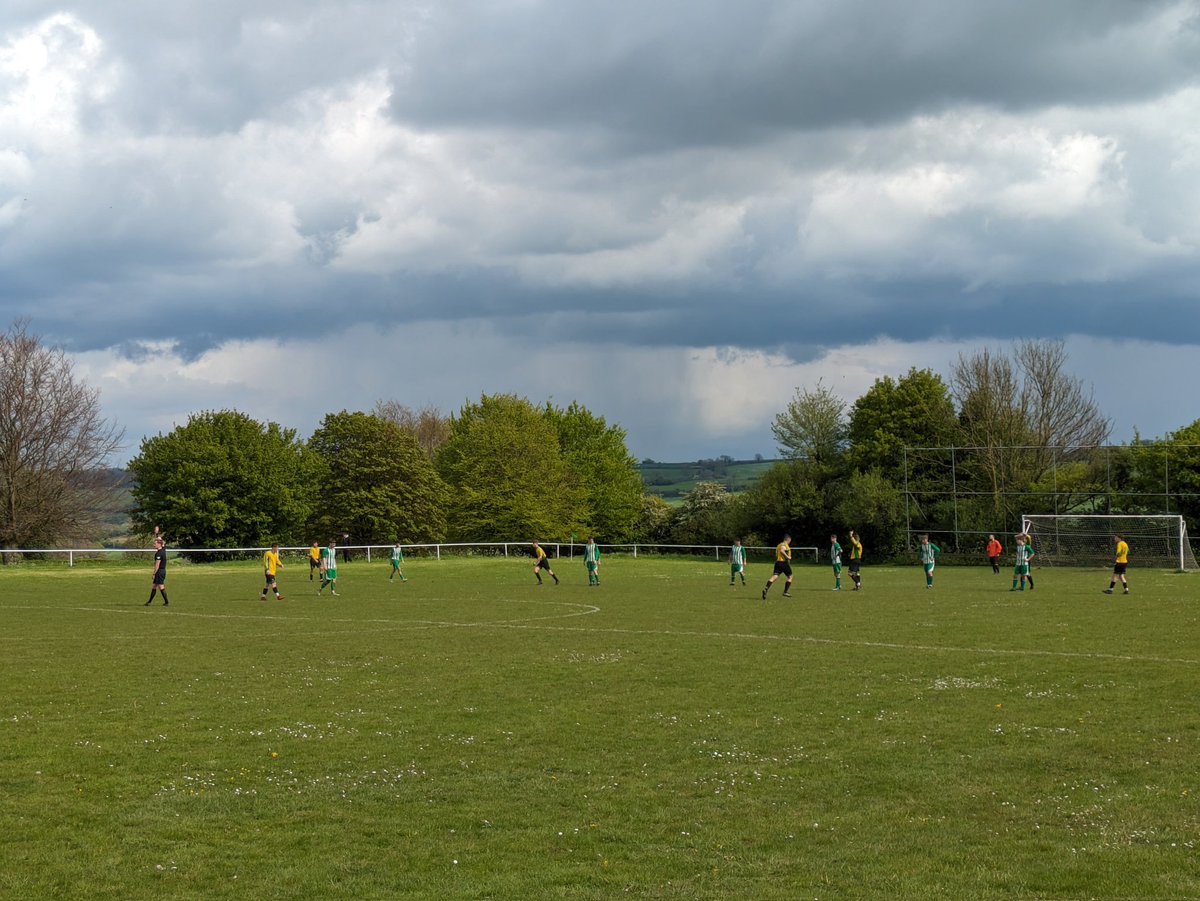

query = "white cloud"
[3, 2, 1200, 466]
[2, 7, 1197, 296]
[0, 14, 115, 150]
[991, 131, 1122, 219]
[515, 201, 750, 287]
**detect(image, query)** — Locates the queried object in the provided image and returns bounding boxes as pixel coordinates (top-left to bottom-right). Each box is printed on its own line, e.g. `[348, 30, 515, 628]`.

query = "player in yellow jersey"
[260, 544, 285, 600]
[847, 529, 863, 591]
[532, 541, 559, 585]
[308, 541, 321, 581]
[762, 534, 793, 599]
[1103, 534, 1130, 595]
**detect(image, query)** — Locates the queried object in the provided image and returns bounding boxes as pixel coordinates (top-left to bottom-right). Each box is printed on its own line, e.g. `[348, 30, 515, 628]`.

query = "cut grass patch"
[2, 557, 1199, 899]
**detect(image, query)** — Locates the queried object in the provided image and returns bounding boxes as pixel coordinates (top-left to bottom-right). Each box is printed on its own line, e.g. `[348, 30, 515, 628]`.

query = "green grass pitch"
[2, 555, 1199, 899]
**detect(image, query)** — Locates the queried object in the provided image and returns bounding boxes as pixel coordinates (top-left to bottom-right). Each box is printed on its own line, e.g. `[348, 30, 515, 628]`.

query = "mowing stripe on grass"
[458, 621, 1200, 666]
[5, 601, 1196, 666]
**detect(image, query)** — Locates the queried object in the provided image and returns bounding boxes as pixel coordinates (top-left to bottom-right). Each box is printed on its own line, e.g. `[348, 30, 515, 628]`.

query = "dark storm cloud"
[26, 252, 1200, 366]
[8, 1, 1193, 142]
[0, 0, 1198, 374]
[389, 0, 1200, 146]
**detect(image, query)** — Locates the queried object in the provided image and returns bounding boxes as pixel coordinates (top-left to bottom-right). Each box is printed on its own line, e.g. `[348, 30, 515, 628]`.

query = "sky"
[3, 1, 1200, 463]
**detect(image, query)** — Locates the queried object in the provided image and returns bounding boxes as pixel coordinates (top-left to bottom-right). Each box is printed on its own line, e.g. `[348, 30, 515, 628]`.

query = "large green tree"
[544, 401, 643, 542]
[437, 394, 582, 541]
[848, 368, 958, 479]
[671, 481, 733, 545]
[830, 470, 906, 559]
[737, 459, 827, 542]
[844, 368, 958, 547]
[129, 410, 317, 550]
[771, 380, 848, 466]
[308, 411, 447, 544]
[756, 381, 850, 544]
[1123, 421, 1200, 524]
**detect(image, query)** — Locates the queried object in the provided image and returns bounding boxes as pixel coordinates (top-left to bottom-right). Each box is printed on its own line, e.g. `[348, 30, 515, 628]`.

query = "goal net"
[1021, 514, 1198, 571]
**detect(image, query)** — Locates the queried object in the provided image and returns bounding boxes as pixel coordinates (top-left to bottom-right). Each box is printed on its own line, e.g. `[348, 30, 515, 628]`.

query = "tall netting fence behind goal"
[1021, 514, 1199, 571]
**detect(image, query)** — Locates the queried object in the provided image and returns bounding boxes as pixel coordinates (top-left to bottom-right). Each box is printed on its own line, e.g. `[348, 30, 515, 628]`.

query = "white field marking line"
[0, 624, 457, 643]
[0, 599, 602, 634]
[6, 603, 1194, 667]
[445, 621, 1200, 667]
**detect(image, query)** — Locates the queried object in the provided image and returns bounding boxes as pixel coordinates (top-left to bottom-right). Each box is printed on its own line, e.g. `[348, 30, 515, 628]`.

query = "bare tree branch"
[951, 340, 1111, 517]
[0, 320, 124, 550]
[372, 400, 450, 459]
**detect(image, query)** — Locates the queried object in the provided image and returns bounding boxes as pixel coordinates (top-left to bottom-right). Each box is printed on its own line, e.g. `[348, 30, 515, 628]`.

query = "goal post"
[1020, 514, 1198, 572]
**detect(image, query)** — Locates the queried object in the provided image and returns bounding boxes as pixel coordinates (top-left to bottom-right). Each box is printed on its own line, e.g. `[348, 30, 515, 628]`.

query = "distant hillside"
[638, 457, 778, 503]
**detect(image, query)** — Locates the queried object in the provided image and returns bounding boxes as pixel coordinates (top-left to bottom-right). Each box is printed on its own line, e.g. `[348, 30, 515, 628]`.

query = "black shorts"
[773, 561, 792, 577]
[309, 557, 320, 569]
[536, 557, 552, 571]
[265, 572, 277, 586]
[153, 574, 166, 586]
[1113, 563, 1128, 575]
[849, 559, 860, 574]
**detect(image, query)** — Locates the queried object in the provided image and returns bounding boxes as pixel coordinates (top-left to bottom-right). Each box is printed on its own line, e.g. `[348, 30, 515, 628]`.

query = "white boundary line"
[1, 600, 1194, 666]
[0, 598, 603, 636]
[466, 622, 1200, 666]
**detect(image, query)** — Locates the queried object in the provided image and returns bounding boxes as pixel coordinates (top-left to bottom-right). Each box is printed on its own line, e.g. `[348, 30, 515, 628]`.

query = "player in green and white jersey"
[584, 537, 601, 586]
[389, 542, 407, 583]
[1010, 534, 1034, 591]
[919, 535, 940, 588]
[318, 539, 339, 596]
[830, 534, 843, 591]
[729, 539, 747, 586]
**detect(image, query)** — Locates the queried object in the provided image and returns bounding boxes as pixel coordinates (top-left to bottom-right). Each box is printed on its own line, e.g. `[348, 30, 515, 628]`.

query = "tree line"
[660, 340, 1200, 558]
[127, 395, 646, 552]
[5, 318, 1200, 561]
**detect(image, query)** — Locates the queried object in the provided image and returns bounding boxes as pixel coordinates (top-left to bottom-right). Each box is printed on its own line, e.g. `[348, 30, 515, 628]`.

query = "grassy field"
[2, 554, 1199, 899]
